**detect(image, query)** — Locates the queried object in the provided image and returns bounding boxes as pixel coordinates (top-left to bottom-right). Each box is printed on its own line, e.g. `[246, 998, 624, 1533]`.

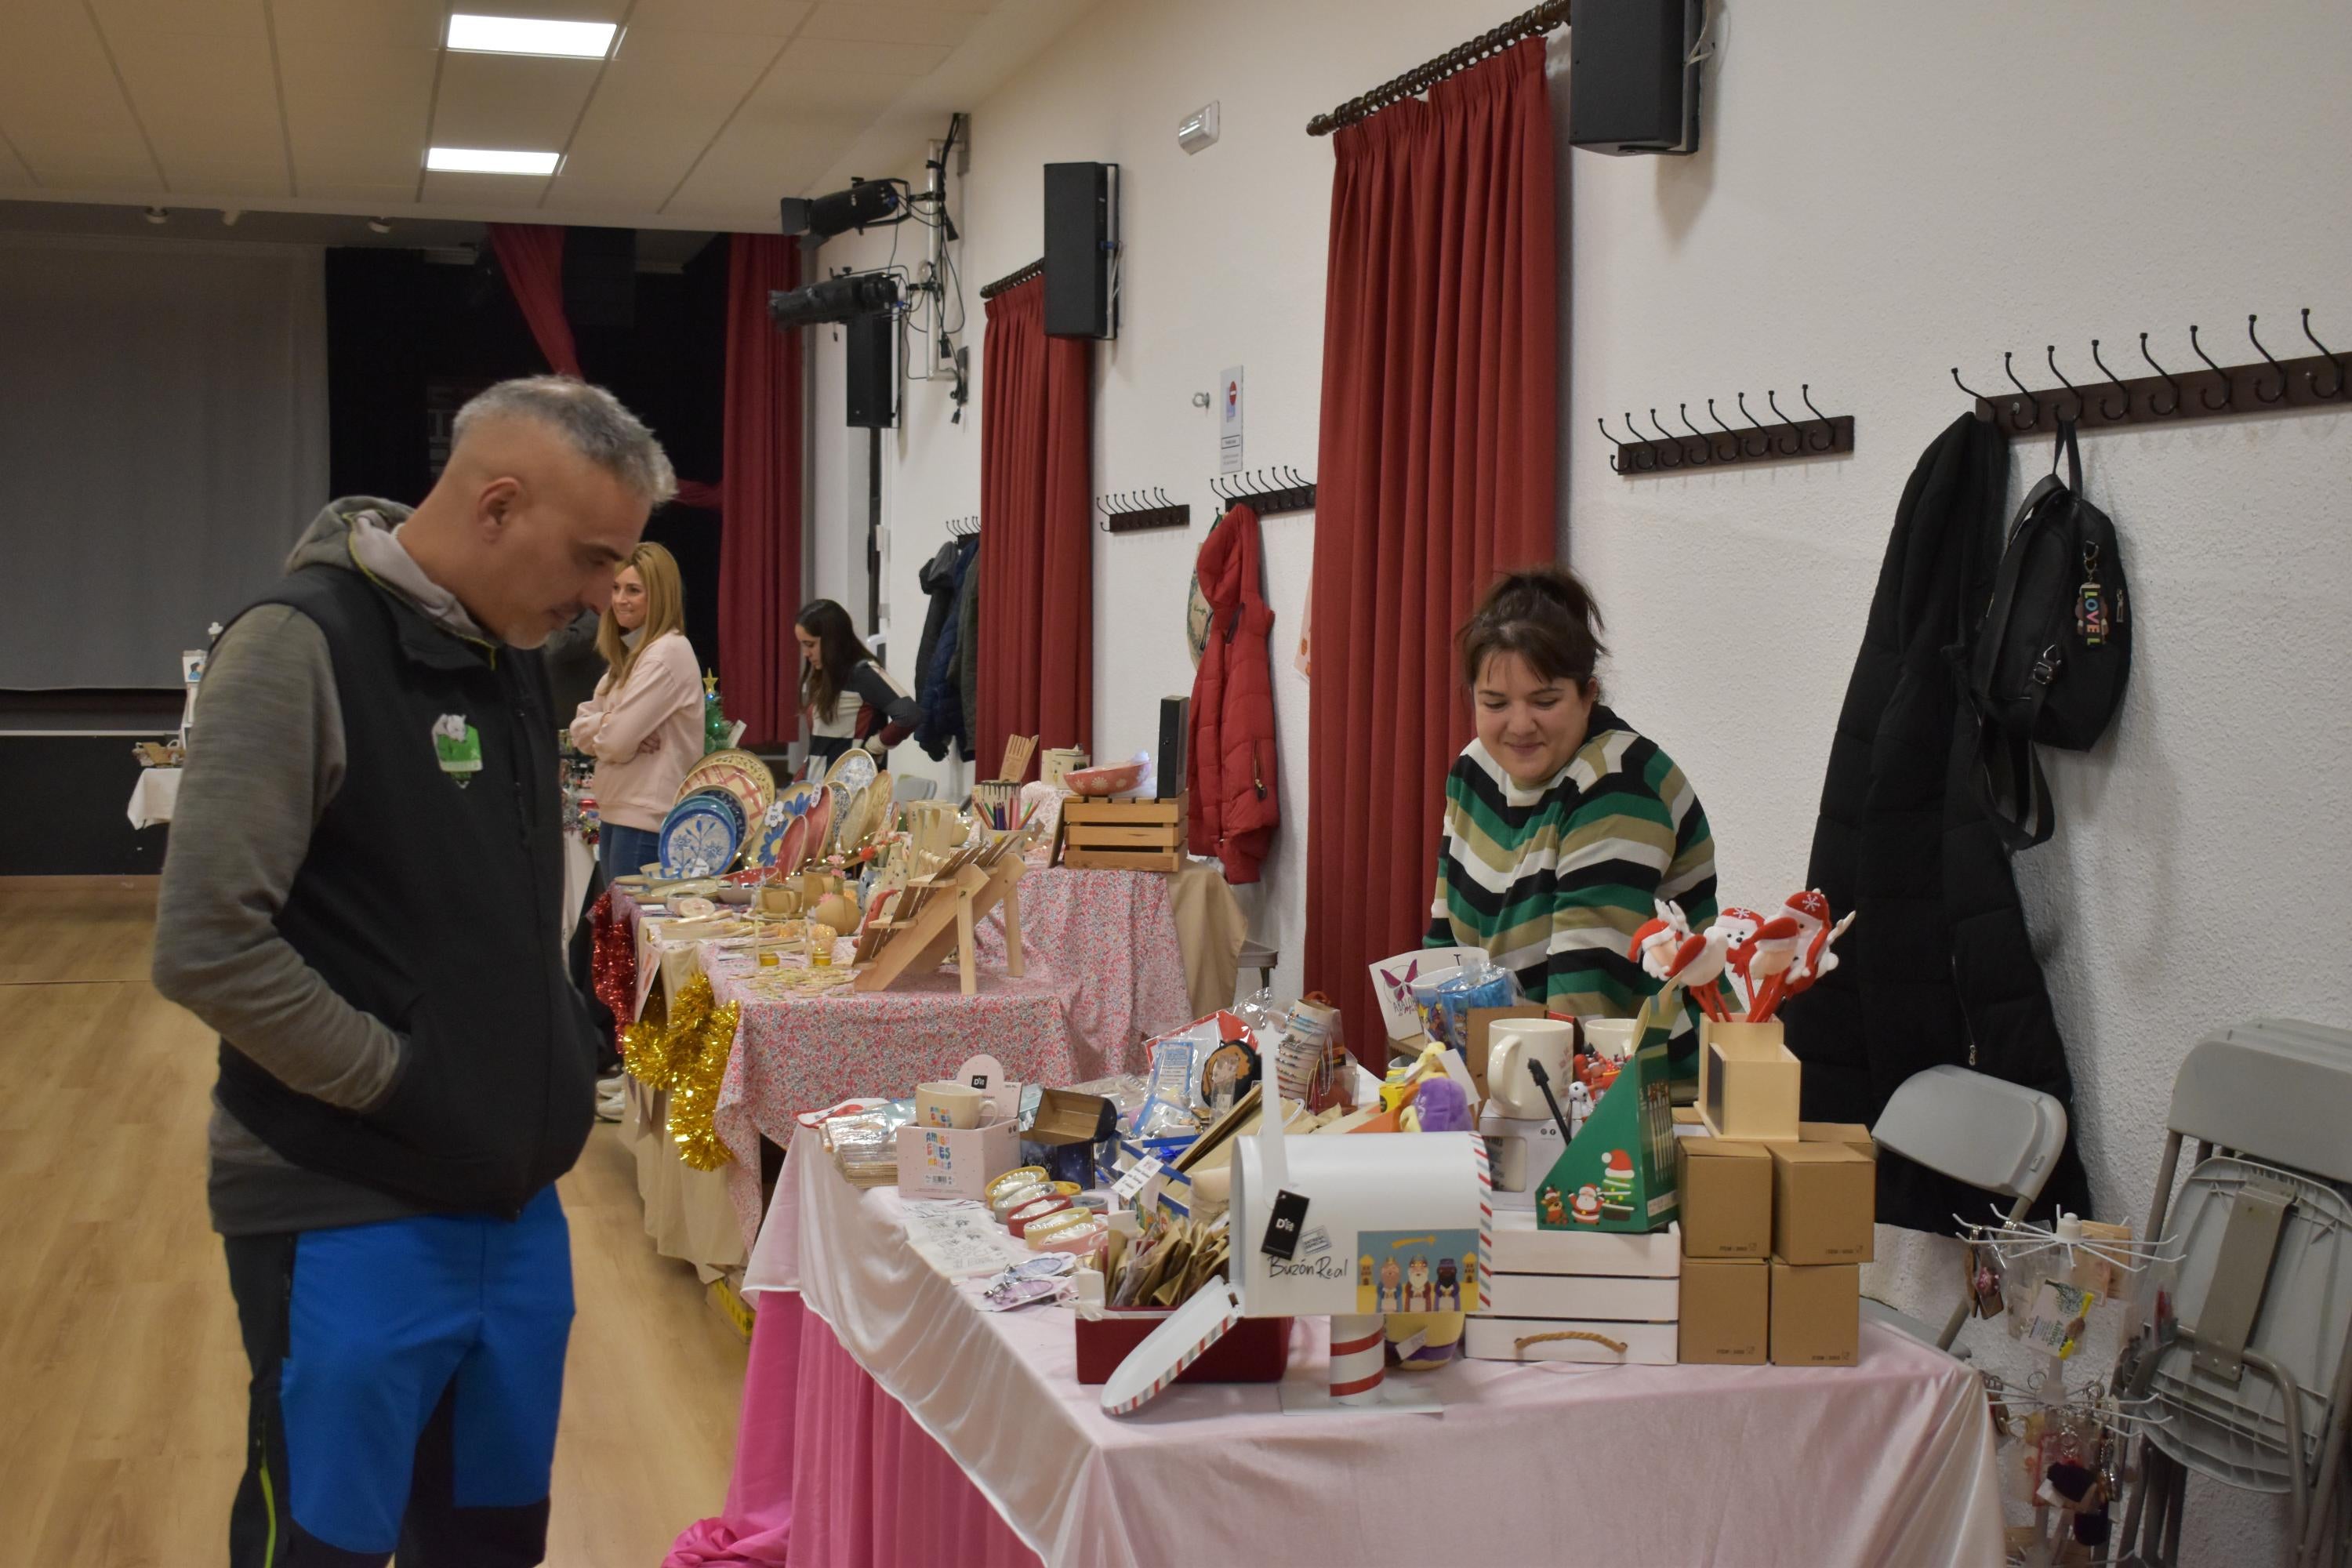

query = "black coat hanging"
[1780, 412, 2091, 1234]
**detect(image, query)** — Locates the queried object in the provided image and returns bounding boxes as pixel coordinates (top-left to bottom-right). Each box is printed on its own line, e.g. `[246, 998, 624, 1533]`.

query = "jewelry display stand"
[854, 842, 1027, 996]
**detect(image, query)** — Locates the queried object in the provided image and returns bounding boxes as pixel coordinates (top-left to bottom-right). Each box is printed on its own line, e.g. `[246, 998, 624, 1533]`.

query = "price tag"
[1112, 1156, 1166, 1203]
[1260, 1189, 1310, 1260]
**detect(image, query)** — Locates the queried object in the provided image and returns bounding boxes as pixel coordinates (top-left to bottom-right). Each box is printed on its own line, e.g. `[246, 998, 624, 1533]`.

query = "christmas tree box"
[1532, 1029, 1678, 1233]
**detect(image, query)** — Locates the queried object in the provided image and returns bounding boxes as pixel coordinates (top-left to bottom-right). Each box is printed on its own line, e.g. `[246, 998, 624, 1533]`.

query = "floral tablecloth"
[974, 866, 1191, 1059]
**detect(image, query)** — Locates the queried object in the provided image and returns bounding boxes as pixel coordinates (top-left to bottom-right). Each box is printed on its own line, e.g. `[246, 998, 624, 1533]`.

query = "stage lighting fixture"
[778, 179, 906, 239]
[766, 271, 902, 330]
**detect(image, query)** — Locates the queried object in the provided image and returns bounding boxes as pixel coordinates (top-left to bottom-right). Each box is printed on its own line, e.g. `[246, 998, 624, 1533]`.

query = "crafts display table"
[667, 1141, 2006, 1568]
[703, 947, 1136, 1238]
[125, 766, 180, 828]
[599, 880, 1187, 1246]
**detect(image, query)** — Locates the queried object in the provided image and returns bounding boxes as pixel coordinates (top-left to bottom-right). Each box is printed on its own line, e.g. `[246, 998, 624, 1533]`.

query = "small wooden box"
[1056, 795, 1185, 873]
[1697, 1021, 1802, 1142]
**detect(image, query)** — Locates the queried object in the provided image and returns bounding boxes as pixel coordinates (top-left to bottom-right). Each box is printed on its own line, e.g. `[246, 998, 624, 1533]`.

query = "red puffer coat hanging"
[1188, 503, 1279, 883]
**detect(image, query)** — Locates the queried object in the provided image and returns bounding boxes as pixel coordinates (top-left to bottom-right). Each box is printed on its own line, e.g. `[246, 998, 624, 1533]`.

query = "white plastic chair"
[1863, 1064, 2071, 1352]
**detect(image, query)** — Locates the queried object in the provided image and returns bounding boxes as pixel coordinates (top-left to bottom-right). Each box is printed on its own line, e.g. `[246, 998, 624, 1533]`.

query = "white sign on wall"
[1218, 364, 1244, 474]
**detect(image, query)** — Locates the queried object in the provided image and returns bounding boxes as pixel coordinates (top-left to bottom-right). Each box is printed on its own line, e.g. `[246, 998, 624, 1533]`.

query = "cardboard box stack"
[1674, 1121, 1875, 1367]
[1464, 1211, 1681, 1366]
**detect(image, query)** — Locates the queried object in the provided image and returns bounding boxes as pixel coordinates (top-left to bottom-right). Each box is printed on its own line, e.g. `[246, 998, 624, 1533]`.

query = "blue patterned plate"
[659, 793, 744, 879]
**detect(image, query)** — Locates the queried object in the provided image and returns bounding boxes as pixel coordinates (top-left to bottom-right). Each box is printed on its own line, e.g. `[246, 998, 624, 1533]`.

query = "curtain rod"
[1305, 0, 1572, 136]
[978, 257, 1045, 300]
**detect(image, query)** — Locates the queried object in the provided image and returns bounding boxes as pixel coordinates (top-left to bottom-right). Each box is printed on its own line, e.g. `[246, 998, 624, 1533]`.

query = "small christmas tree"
[702, 670, 731, 755]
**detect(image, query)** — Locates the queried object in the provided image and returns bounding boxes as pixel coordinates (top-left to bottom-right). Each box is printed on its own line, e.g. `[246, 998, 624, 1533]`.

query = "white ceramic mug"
[1581, 1017, 1640, 1064]
[916, 1081, 1000, 1130]
[1484, 1018, 1577, 1118]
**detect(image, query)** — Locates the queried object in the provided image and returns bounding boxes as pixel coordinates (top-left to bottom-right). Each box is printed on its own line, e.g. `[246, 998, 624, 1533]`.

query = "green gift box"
[1532, 1012, 1679, 1233]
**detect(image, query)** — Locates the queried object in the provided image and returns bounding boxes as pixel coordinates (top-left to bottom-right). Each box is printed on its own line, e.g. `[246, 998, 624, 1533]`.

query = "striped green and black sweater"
[1426, 707, 1719, 1076]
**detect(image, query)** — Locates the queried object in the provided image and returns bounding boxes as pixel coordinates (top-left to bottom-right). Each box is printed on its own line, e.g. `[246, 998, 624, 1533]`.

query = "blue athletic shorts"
[223, 1185, 574, 1566]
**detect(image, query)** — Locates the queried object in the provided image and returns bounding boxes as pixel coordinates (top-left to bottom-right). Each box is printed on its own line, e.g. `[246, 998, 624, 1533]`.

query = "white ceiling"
[0, 0, 1098, 232]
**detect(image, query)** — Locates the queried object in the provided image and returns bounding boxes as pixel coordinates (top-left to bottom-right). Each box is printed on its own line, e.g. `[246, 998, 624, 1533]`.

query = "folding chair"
[2113, 1018, 2352, 1568]
[891, 775, 938, 804]
[1864, 1063, 2071, 1352]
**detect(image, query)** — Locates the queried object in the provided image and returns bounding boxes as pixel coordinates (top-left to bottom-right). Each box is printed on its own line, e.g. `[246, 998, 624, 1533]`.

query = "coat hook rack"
[1097, 487, 1191, 534]
[1599, 386, 1855, 476]
[1955, 307, 2347, 436]
[945, 514, 979, 539]
[1210, 465, 1316, 516]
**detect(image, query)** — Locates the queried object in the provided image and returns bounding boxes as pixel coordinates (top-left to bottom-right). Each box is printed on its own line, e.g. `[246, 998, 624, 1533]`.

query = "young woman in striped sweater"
[1426, 566, 1721, 1082]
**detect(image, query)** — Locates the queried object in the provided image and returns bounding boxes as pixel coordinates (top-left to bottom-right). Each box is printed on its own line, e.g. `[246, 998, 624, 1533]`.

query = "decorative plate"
[822, 746, 878, 796]
[777, 814, 811, 876]
[804, 786, 835, 860]
[775, 781, 822, 819]
[681, 786, 746, 842]
[659, 794, 744, 879]
[750, 797, 793, 868]
[678, 748, 775, 829]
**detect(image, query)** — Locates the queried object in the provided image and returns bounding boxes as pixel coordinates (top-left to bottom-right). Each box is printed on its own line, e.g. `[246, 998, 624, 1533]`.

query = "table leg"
[957, 893, 977, 995]
[1002, 880, 1025, 978]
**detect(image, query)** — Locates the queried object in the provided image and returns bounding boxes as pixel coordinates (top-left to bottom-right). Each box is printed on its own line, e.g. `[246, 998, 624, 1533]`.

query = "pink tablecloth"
[674, 1136, 2006, 1568]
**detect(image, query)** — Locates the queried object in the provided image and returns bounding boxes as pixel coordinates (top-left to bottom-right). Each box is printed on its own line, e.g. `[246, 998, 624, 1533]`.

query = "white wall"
[812, 6, 2351, 1557]
[805, 0, 1492, 995]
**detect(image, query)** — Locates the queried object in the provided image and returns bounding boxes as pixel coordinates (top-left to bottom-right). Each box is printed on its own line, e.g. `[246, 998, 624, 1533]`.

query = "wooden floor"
[0, 877, 747, 1566]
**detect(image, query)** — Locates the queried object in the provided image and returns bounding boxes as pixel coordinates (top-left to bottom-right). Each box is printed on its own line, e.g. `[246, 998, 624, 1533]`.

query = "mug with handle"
[1485, 1018, 1577, 1119]
[916, 1081, 1001, 1130]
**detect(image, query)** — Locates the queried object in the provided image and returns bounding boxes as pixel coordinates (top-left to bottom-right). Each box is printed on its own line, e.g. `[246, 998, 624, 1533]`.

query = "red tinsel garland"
[590, 889, 639, 1034]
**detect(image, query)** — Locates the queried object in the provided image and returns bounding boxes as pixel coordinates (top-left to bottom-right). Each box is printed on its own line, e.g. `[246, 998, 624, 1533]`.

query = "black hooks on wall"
[945, 514, 979, 539]
[1209, 466, 1317, 516]
[1095, 488, 1191, 534]
[1955, 308, 2347, 436]
[1599, 385, 1855, 476]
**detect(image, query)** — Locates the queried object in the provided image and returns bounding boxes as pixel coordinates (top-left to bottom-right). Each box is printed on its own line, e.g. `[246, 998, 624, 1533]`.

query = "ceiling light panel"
[426, 147, 564, 175]
[446, 14, 618, 59]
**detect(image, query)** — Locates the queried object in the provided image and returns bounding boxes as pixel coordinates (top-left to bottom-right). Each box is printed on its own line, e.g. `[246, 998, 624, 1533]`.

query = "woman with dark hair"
[796, 599, 922, 772]
[1427, 565, 1721, 1078]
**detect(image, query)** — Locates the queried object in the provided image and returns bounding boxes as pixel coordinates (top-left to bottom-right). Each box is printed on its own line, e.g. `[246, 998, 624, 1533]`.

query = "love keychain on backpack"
[2074, 543, 2110, 646]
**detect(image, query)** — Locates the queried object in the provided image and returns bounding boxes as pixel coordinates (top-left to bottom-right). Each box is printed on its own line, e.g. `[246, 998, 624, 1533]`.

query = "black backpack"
[1965, 419, 2131, 850]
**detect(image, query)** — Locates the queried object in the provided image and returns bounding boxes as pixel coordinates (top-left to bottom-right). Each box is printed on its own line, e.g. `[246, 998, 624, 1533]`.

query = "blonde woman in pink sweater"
[569, 542, 704, 881]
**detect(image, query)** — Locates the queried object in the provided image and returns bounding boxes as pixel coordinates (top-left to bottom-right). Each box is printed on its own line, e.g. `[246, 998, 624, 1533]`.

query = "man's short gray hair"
[453, 376, 679, 506]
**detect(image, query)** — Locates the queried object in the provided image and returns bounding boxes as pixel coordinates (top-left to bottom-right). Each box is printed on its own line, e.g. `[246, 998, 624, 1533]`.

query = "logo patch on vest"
[431, 713, 483, 785]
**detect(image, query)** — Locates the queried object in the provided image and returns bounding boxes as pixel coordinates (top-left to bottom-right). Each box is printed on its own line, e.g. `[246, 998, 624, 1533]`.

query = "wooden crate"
[1056, 795, 1185, 873]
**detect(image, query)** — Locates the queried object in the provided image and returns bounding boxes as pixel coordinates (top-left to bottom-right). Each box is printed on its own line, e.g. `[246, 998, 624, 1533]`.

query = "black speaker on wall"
[563, 226, 638, 327]
[1567, 0, 1703, 156]
[844, 313, 896, 429]
[1043, 161, 1117, 339]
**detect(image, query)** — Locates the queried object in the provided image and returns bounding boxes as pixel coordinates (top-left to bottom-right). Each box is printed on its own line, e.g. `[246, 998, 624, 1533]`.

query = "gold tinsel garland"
[619, 973, 740, 1171]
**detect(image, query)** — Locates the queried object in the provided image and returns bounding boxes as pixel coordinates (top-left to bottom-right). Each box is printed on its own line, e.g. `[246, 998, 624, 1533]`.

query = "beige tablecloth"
[1166, 856, 1248, 1015]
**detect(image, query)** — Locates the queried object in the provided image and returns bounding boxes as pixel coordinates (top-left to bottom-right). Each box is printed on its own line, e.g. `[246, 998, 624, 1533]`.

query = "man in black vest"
[154, 376, 675, 1566]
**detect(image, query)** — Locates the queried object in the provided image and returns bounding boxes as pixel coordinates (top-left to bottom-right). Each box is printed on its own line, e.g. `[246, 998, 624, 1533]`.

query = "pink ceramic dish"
[1064, 760, 1146, 797]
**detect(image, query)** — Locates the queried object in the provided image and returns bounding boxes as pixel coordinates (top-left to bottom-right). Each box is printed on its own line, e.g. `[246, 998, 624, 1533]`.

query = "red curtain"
[485, 224, 583, 378]
[976, 276, 1092, 777]
[1304, 39, 1559, 1055]
[717, 234, 803, 748]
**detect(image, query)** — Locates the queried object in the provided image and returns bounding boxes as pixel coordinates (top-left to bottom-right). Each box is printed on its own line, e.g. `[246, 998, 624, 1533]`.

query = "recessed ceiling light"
[426, 147, 563, 176]
[446, 13, 617, 59]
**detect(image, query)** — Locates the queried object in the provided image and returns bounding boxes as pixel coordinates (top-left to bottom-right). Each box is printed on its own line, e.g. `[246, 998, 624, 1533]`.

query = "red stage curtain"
[977, 276, 1092, 776]
[1304, 38, 1559, 1054]
[485, 224, 583, 378]
[716, 235, 803, 748]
